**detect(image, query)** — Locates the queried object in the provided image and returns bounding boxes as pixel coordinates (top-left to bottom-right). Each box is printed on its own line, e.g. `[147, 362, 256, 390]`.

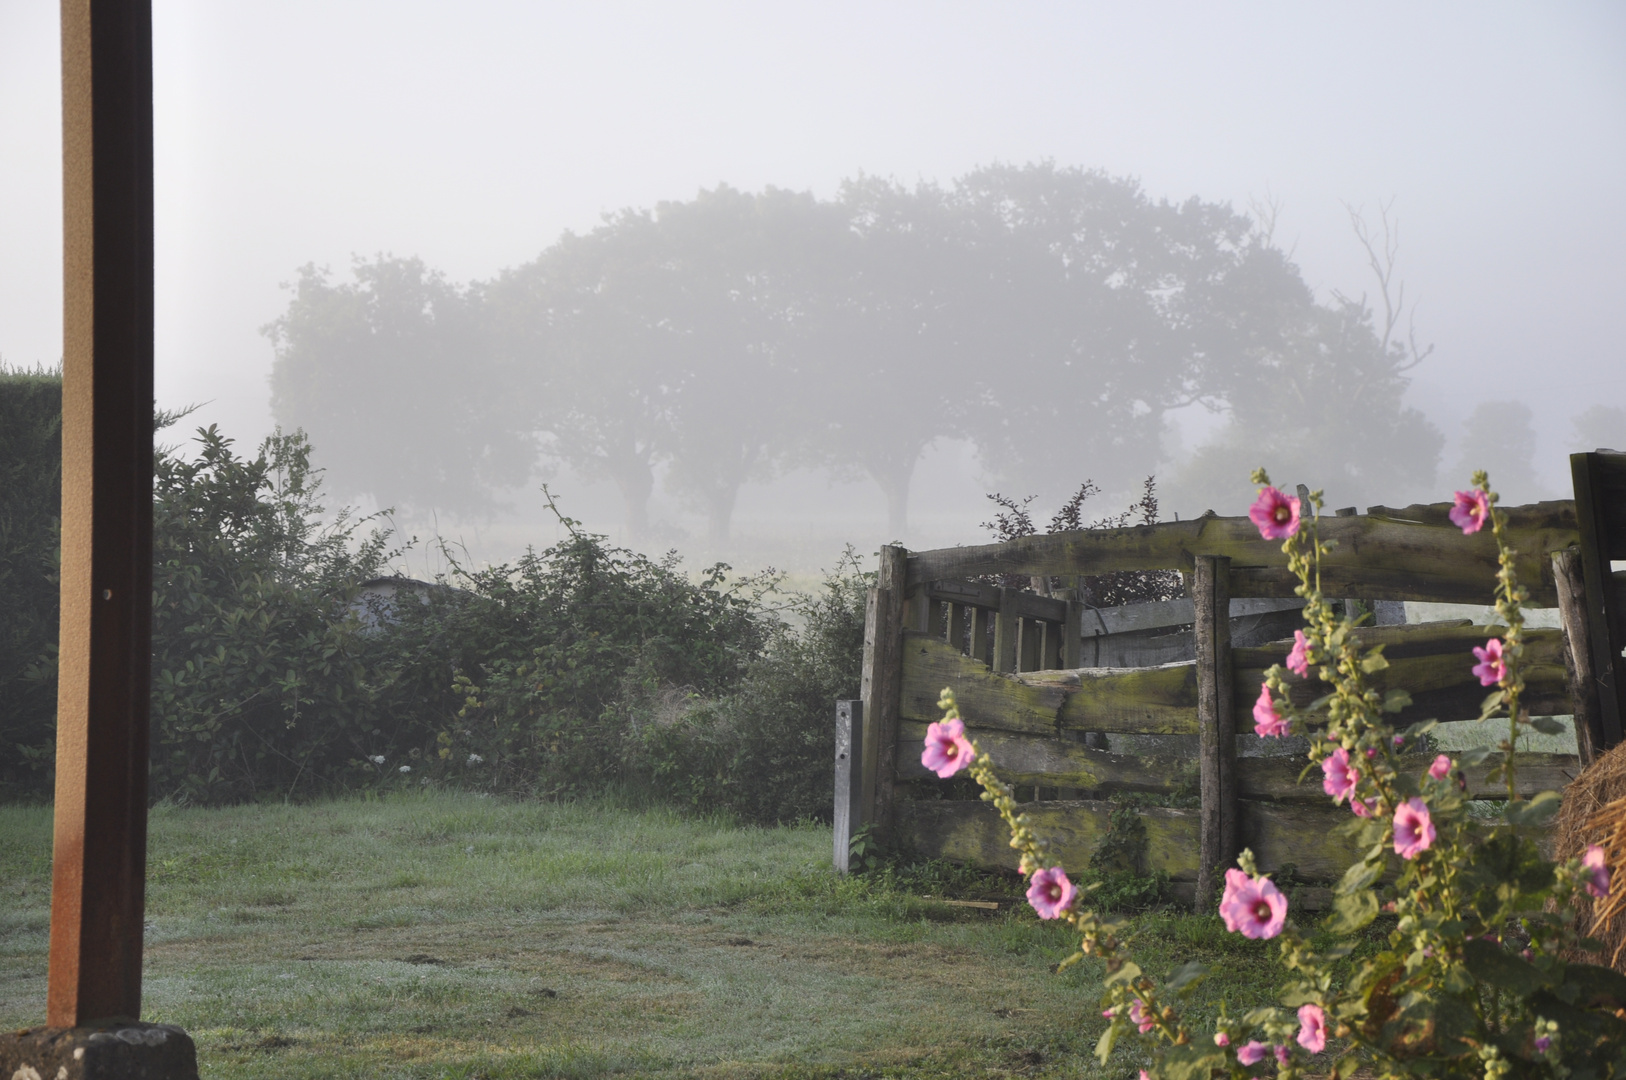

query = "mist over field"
[3, 2, 1624, 573]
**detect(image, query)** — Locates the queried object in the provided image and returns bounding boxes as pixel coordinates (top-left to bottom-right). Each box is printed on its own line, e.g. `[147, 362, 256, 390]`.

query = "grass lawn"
[0, 793, 1291, 1079]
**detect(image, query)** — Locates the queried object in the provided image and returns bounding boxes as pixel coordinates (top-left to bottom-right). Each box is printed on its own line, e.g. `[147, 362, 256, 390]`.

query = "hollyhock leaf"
[1478, 689, 1508, 719]
[1335, 1056, 1361, 1080]
[1382, 689, 1414, 713]
[1327, 889, 1379, 935]
[1504, 791, 1562, 827]
[1460, 745, 1498, 767]
[1339, 857, 1384, 895]
[1462, 938, 1553, 998]
[1104, 961, 1142, 987]
[1166, 960, 1209, 994]
[1094, 1023, 1119, 1064]
[1530, 715, 1566, 736]
[1359, 654, 1390, 674]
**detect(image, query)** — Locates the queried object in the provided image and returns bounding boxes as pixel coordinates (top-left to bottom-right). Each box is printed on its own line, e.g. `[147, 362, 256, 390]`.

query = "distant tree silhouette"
[266, 257, 531, 520]
[1452, 400, 1543, 503]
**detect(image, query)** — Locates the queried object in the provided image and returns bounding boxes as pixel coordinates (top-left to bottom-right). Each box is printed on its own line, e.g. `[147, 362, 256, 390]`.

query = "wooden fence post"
[1062, 598, 1083, 669]
[993, 588, 1019, 673]
[860, 545, 908, 839]
[1194, 556, 1237, 913]
[833, 700, 865, 871]
[1570, 451, 1626, 752]
[1553, 548, 1602, 767]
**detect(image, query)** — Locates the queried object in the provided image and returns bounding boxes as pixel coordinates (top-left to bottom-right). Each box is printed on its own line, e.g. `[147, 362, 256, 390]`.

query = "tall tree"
[265, 257, 531, 520]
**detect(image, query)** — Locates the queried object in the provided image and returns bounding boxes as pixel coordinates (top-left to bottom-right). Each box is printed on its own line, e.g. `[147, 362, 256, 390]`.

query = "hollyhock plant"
[921, 717, 974, 778]
[1471, 638, 1506, 687]
[1321, 747, 1358, 804]
[1219, 868, 1287, 939]
[1449, 488, 1491, 533]
[1026, 866, 1075, 919]
[1252, 684, 1290, 737]
[1286, 630, 1311, 677]
[1248, 485, 1300, 540]
[1581, 844, 1612, 900]
[1393, 797, 1436, 860]
[1296, 1004, 1326, 1053]
[919, 469, 1626, 1079]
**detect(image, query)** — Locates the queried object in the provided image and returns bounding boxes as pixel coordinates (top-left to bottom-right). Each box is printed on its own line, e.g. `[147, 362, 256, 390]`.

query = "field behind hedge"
[0, 793, 1300, 1079]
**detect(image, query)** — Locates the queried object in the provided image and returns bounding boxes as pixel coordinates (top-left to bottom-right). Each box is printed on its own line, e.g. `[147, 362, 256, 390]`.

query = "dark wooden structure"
[2, 1, 198, 1074]
[843, 495, 1625, 910]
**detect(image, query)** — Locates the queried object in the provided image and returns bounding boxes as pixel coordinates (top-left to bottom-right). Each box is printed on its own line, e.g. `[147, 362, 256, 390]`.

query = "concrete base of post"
[0, 1021, 198, 1079]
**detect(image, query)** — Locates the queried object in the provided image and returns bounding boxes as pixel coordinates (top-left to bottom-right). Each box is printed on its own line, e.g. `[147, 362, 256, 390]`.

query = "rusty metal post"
[48, 0, 156, 1028]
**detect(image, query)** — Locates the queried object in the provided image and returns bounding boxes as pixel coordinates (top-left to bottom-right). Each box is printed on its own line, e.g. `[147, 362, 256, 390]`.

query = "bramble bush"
[924, 471, 1626, 1078]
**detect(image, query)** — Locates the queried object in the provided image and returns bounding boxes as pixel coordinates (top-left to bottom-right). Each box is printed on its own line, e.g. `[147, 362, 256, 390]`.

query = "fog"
[3, 1, 1624, 572]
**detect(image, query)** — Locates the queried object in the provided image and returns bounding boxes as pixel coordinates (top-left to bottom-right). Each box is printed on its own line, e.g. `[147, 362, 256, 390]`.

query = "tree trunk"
[871, 464, 912, 540]
[611, 460, 654, 542]
[705, 484, 739, 547]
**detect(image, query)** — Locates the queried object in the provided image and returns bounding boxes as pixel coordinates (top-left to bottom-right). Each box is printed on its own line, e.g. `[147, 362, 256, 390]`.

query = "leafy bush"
[372, 509, 776, 799]
[0, 366, 62, 797]
[629, 549, 870, 824]
[148, 425, 393, 802]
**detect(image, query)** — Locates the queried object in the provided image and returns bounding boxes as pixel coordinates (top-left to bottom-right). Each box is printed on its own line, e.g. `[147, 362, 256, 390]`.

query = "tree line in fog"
[267, 163, 1458, 542]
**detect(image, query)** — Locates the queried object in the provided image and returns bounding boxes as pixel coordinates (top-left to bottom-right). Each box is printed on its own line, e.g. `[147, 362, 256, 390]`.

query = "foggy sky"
[3, 1, 1624, 546]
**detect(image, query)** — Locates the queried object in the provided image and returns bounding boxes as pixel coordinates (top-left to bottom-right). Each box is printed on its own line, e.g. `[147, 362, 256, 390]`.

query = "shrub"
[0, 366, 62, 798]
[148, 424, 393, 802]
[631, 549, 870, 824]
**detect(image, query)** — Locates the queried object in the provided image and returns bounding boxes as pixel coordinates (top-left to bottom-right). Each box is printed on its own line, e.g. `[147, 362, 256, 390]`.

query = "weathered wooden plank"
[905, 504, 1578, 606]
[1570, 451, 1626, 750]
[898, 798, 1364, 882]
[1054, 663, 1200, 734]
[993, 588, 1019, 673]
[1078, 596, 1304, 638]
[1195, 555, 1237, 910]
[898, 720, 1193, 792]
[1553, 548, 1601, 766]
[900, 632, 1063, 734]
[1234, 625, 1572, 722]
[861, 547, 908, 836]
[1235, 752, 1579, 803]
[833, 701, 864, 872]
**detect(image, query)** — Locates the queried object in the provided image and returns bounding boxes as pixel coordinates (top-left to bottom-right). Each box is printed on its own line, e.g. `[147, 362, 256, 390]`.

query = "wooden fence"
[836, 460, 1626, 908]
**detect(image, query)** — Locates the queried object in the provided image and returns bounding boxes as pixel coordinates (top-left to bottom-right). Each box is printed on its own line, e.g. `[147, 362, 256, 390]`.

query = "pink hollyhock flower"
[1351, 796, 1380, 818]
[1296, 1004, 1326, 1053]
[1472, 638, 1506, 687]
[1026, 865, 1075, 919]
[1128, 997, 1155, 1034]
[1253, 684, 1290, 737]
[1428, 754, 1453, 781]
[1214, 1032, 1230, 1048]
[1449, 488, 1491, 534]
[1321, 748, 1358, 804]
[1286, 630, 1310, 678]
[1139, 1072, 1151, 1080]
[1219, 868, 1288, 939]
[1534, 1036, 1552, 1055]
[1581, 844, 1612, 900]
[921, 717, 975, 778]
[1249, 486, 1301, 540]
[1274, 1045, 1291, 1066]
[1393, 797, 1436, 860]
[1236, 1041, 1268, 1065]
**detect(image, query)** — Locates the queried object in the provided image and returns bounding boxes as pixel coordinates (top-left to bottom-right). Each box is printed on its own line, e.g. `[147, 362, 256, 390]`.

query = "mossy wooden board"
[899, 799, 1364, 881]
[900, 633, 1200, 736]
[905, 502, 1577, 606]
[897, 721, 1576, 802]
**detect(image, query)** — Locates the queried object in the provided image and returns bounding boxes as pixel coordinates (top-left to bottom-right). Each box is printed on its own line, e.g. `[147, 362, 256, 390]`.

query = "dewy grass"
[0, 792, 1282, 1078]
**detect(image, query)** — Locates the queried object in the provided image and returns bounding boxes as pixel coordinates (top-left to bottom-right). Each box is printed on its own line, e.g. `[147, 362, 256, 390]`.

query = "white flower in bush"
[398, 765, 410, 773]
[369, 755, 386, 765]
[467, 753, 484, 765]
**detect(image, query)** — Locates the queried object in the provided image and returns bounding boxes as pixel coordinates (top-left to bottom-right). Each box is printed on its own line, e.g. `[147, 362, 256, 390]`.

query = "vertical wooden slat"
[905, 584, 931, 634]
[992, 589, 1018, 673]
[972, 606, 992, 666]
[1570, 451, 1626, 751]
[1194, 556, 1236, 913]
[1018, 617, 1040, 672]
[949, 603, 969, 655]
[1062, 599, 1083, 669]
[832, 700, 865, 872]
[1042, 620, 1061, 670]
[1553, 549, 1600, 767]
[48, 0, 155, 1029]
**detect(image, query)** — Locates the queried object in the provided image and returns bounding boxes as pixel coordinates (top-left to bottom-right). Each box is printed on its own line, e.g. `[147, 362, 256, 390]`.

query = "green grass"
[0, 793, 1289, 1078]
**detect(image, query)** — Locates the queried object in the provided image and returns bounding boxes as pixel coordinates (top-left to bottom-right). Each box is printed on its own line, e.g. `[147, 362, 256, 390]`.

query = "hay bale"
[1552, 740, 1626, 969]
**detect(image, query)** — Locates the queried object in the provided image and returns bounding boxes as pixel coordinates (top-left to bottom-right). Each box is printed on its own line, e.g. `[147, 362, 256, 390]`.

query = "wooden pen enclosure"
[841, 472, 1626, 908]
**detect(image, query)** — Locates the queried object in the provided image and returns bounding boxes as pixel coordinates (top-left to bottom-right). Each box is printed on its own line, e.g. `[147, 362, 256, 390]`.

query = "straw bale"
[1551, 740, 1626, 970]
